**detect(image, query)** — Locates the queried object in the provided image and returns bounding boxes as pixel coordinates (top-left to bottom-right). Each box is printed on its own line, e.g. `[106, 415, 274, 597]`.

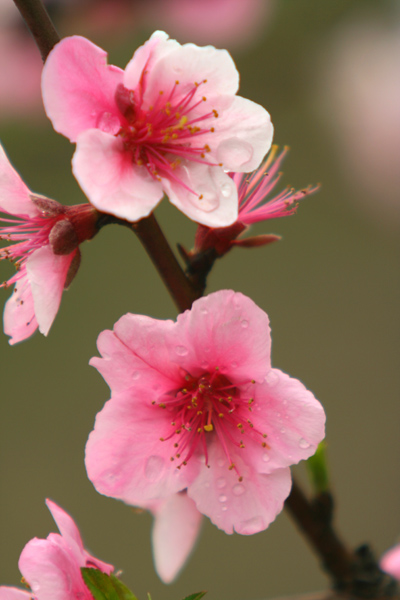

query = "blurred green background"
[1, 1, 399, 599]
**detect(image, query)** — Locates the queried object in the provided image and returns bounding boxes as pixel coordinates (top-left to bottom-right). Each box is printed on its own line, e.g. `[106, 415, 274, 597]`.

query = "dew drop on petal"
[241, 320, 249, 328]
[219, 494, 227, 503]
[200, 307, 209, 315]
[221, 183, 233, 198]
[217, 458, 226, 467]
[145, 455, 165, 481]
[131, 371, 140, 380]
[266, 370, 279, 387]
[30, 581, 40, 593]
[240, 516, 265, 534]
[299, 438, 311, 449]
[175, 345, 188, 356]
[96, 112, 120, 135]
[280, 427, 286, 434]
[231, 361, 238, 368]
[262, 453, 270, 462]
[233, 483, 245, 496]
[217, 477, 227, 489]
[221, 505, 228, 512]
[204, 346, 211, 354]
[201, 360, 209, 369]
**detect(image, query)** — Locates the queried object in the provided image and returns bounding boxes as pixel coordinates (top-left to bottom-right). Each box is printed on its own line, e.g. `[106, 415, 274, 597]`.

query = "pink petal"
[381, 544, 400, 580]
[45, 500, 113, 574]
[0, 144, 37, 217]
[42, 36, 123, 143]
[162, 162, 238, 227]
[168, 290, 271, 383]
[0, 589, 32, 600]
[85, 391, 199, 505]
[239, 369, 326, 474]
[3, 274, 38, 345]
[140, 36, 239, 109]
[91, 313, 182, 392]
[72, 129, 164, 221]
[18, 538, 92, 600]
[212, 95, 274, 172]
[124, 31, 175, 92]
[151, 493, 203, 583]
[26, 246, 75, 336]
[188, 441, 291, 534]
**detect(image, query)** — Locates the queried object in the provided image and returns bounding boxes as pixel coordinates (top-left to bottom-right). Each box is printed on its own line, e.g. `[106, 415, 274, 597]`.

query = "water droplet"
[204, 346, 211, 353]
[262, 453, 270, 462]
[145, 456, 165, 481]
[200, 307, 209, 315]
[221, 505, 228, 512]
[204, 481, 210, 488]
[217, 458, 226, 467]
[221, 183, 232, 198]
[96, 112, 120, 135]
[299, 438, 311, 449]
[201, 360, 209, 369]
[266, 370, 279, 387]
[219, 494, 227, 503]
[233, 483, 245, 496]
[131, 371, 140, 380]
[241, 320, 249, 328]
[280, 427, 286, 434]
[175, 345, 188, 356]
[231, 361, 238, 368]
[239, 516, 264, 534]
[217, 477, 226, 489]
[30, 581, 40, 593]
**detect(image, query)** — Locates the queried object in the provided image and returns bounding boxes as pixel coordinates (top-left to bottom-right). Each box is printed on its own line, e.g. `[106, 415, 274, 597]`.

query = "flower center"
[154, 367, 268, 479]
[114, 80, 220, 195]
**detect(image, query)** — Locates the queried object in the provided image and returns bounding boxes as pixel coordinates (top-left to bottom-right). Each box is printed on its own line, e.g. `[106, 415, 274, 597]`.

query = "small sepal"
[81, 568, 138, 600]
[181, 593, 207, 600]
[306, 441, 329, 494]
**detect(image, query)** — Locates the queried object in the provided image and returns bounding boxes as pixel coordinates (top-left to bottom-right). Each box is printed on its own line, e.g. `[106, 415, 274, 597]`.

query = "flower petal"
[188, 441, 291, 534]
[0, 589, 32, 600]
[239, 369, 326, 474]
[19, 537, 92, 600]
[3, 274, 38, 345]
[72, 129, 164, 221]
[0, 144, 37, 217]
[169, 290, 271, 383]
[85, 391, 199, 505]
[141, 36, 239, 108]
[26, 246, 76, 336]
[162, 162, 238, 227]
[42, 36, 123, 143]
[150, 492, 203, 583]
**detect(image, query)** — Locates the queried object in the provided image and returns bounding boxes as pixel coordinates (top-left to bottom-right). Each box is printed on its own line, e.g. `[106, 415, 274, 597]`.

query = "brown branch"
[13, 0, 60, 62]
[132, 214, 199, 313]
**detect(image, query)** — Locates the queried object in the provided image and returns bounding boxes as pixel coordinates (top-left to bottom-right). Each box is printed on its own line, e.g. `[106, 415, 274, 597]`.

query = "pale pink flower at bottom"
[0, 499, 113, 600]
[86, 290, 326, 567]
[381, 544, 400, 580]
[0, 144, 98, 344]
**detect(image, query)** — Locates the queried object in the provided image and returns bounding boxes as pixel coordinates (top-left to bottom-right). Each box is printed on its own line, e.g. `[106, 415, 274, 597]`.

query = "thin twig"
[13, 0, 60, 62]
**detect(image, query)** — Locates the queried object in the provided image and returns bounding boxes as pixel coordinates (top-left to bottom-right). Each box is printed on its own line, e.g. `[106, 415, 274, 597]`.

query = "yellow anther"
[204, 424, 214, 432]
[213, 109, 219, 118]
[202, 96, 207, 101]
[210, 127, 215, 132]
[204, 144, 211, 153]
[228, 463, 235, 470]
[159, 403, 166, 408]
[218, 413, 224, 418]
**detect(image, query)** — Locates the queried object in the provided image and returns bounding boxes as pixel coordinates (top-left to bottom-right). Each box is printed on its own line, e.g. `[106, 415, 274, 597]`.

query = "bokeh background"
[1, 1, 399, 599]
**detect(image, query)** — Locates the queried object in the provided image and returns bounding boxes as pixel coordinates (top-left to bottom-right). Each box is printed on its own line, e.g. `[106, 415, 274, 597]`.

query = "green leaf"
[81, 568, 138, 600]
[306, 441, 329, 493]
[181, 593, 207, 600]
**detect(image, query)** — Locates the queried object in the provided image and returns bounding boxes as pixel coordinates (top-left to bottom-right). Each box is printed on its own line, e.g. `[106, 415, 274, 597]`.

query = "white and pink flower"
[0, 499, 113, 600]
[85, 289, 325, 577]
[41, 32, 273, 227]
[0, 144, 97, 344]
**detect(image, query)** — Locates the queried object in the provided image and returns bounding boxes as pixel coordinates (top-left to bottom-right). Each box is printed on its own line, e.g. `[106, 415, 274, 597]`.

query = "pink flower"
[192, 146, 319, 256]
[41, 32, 273, 227]
[381, 544, 400, 580]
[0, 144, 98, 344]
[0, 499, 113, 600]
[86, 290, 325, 542]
